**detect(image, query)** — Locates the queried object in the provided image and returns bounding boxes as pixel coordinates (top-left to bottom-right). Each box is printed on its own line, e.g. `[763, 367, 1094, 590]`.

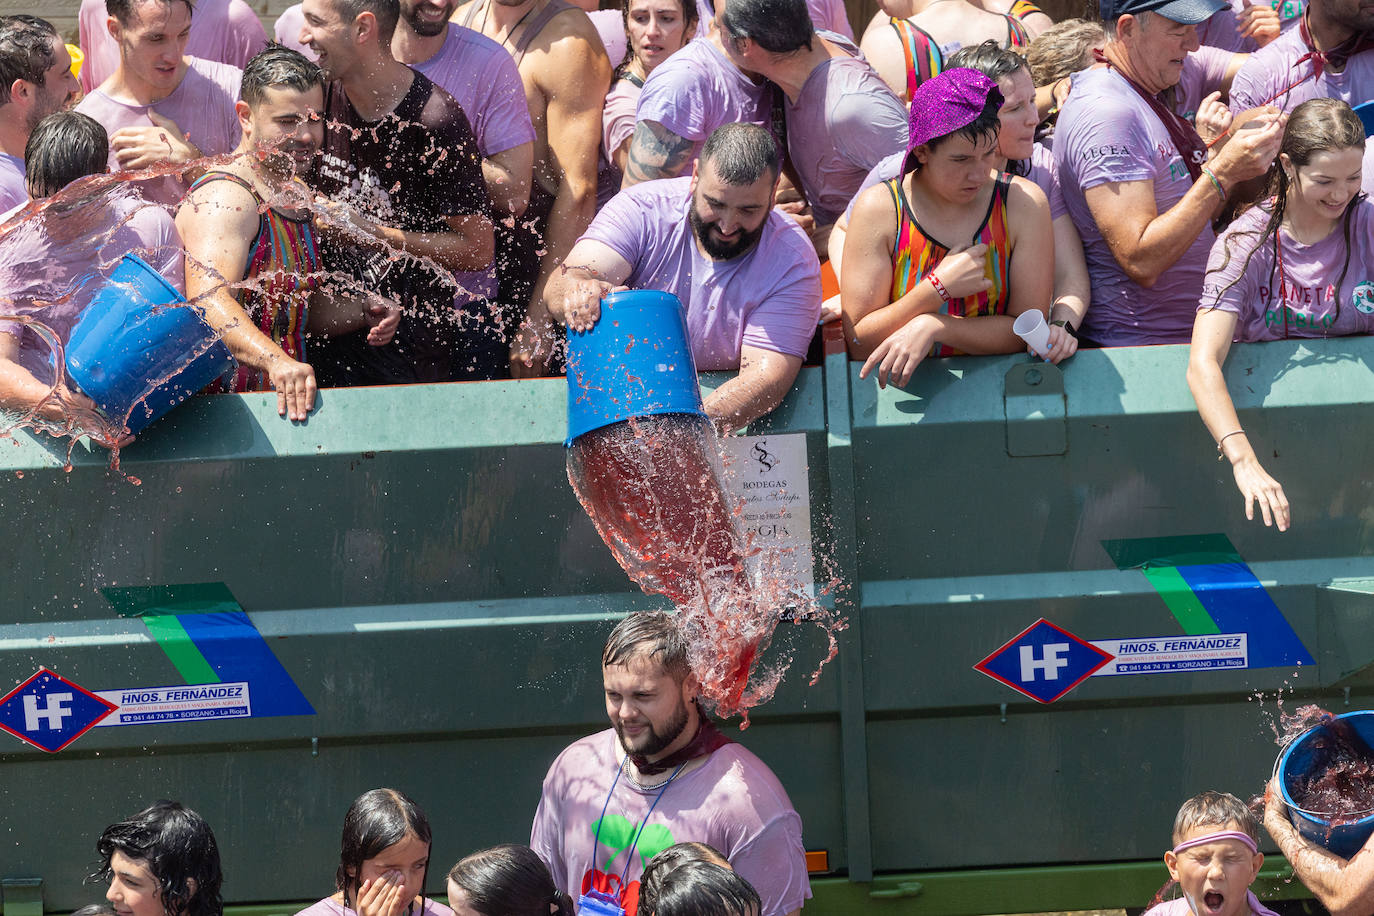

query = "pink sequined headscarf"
[903, 67, 1004, 173]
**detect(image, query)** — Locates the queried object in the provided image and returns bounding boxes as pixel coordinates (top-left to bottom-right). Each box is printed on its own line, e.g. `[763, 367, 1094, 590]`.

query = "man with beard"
[391, 0, 534, 378]
[545, 123, 820, 433]
[0, 16, 81, 212]
[530, 611, 810, 916]
[177, 46, 383, 423]
[298, 0, 494, 385]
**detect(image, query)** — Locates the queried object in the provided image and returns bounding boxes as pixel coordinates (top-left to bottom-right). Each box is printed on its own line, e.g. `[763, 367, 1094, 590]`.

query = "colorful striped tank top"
[889, 17, 943, 101]
[188, 171, 320, 393]
[1007, 0, 1045, 23]
[886, 173, 1013, 357]
[1004, 12, 1031, 47]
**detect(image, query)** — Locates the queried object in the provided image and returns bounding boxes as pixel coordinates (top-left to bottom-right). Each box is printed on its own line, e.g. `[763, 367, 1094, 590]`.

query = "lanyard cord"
[590, 756, 689, 894]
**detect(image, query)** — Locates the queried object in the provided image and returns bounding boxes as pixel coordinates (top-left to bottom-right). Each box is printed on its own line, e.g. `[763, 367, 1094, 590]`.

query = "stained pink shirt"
[274, 5, 316, 60]
[0, 155, 24, 215]
[78, 0, 265, 94]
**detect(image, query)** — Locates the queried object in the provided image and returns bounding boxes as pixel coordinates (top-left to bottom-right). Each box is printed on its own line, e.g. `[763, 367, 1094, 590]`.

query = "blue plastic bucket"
[1277, 710, 1374, 858]
[65, 253, 233, 435]
[564, 289, 705, 446]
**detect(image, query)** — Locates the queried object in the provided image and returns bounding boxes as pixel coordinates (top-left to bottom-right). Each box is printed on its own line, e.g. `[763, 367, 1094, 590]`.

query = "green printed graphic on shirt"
[592, 814, 678, 870]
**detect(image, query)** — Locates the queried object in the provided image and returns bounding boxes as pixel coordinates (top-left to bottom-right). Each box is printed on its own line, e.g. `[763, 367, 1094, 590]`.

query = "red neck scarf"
[1097, 48, 1207, 182]
[628, 708, 732, 776]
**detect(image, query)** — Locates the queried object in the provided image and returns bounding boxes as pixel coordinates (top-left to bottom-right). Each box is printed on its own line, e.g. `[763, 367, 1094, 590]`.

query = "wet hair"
[699, 123, 781, 186]
[71, 905, 117, 916]
[25, 110, 109, 198]
[444, 844, 574, 916]
[648, 862, 760, 916]
[602, 611, 693, 682]
[1027, 18, 1104, 87]
[1172, 791, 1261, 846]
[92, 801, 224, 916]
[106, 0, 197, 28]
[638, 843, 730, 916]
[241, 44, 323, 107]
[1207, 98, 1366, 335]
[719, 0, 814, 54]
[616, 0, 698, 75]
[0, 15, 58, 105]
[335, 788, 433, 907]
[333, 0, 401, 45]
[947, 41, 1033, 174]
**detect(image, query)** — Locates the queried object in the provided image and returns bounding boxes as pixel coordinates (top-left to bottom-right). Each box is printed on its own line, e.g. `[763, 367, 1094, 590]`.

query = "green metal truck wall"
[0, 339, 1369, 914]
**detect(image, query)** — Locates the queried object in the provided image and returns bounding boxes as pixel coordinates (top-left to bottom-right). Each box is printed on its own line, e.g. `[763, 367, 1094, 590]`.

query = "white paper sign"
[719, 433, 814, 592]
[1090, 634, 1248, 676]
[93, 682, 252, 726]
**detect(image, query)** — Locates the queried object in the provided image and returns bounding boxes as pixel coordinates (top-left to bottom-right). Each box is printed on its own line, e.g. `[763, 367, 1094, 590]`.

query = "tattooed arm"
[621, 120, 697, 188]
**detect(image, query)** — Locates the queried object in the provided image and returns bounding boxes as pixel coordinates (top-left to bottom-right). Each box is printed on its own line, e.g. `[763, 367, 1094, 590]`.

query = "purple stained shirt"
[0, 184, 184, 380]
[582, 177, 821, 368]
[635, 38, 773, 166]
[589, 9, 630, 69]
[599, 76, 641, 208]
[784, 40, 906, 226]
[78, 0, 266, 94]
[1201, 198, 1374, 341]
[0, 155, 24, 215]
[411, 24, 536, 302]
[1173, 45, 1237, 121]
[1055, 65, 1214, 345]
[1145, 892, 1281, 916]
[530, 728, 812, 916]
[295, 899, 453, 916]
[1229, 21, 1374, 114]
[274, 5, 316, 60]
[75, 56, 243, 208]
[692, 0, 851, 37]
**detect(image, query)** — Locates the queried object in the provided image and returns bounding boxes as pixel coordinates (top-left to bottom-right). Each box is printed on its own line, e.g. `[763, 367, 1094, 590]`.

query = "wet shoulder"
[184, 56, 245, 100]
[763, 208, 822, 270]
[293, 897, 346, 916]
[547, 726, 619, 779]
[701, 741, 797, 810]
[410, 71, 476, 139]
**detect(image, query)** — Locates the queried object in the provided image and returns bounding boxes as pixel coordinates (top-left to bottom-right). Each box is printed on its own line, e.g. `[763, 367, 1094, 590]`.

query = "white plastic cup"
[1013, 310, 1051, 359]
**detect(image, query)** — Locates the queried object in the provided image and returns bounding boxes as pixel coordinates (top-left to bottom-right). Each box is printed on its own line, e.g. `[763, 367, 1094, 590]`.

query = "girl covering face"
[1189, 98, 1374, 533]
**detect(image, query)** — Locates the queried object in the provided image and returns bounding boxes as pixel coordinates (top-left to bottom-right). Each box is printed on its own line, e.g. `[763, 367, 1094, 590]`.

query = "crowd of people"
[2, 0, 1374, 512]
[72, 609, 1374, 916]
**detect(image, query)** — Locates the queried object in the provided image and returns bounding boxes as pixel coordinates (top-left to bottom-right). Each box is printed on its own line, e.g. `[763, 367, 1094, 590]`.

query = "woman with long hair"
[840, 67, 1052, 388]
[1188, 98, 1374, 532]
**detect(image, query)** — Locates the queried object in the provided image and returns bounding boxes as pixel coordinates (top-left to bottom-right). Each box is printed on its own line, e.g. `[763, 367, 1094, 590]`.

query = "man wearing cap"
[1228, 0, 1374, 115]
[1263, 777, 1374, 916]
[544, 122, 821, 434]
[1054, 0, 1283, 347]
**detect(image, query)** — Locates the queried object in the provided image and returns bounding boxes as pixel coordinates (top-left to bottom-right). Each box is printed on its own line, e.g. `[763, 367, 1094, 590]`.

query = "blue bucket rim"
[113, 251, 186, 304]
[1276, 709, 1374, 820]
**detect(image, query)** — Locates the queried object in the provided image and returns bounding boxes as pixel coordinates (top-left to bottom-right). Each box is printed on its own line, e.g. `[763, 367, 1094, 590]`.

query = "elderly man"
[1264, 778, 1374, 916]
[75, 0, 243, 206]
[716, 0, 906, 254]
[0, 17, 80, 212]
[1054, 0, 1283, 347]
[531, 611, 810, 916]
[547, 123, 820, 434]
[300, 0, 494, 386]
[1229, 0, 1374, 114]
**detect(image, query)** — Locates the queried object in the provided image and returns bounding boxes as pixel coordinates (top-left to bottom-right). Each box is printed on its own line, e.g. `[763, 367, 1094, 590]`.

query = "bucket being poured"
[65, 253, 234, 434]
[1276, 709, 1374, 858]
[564, 288, 704, 446]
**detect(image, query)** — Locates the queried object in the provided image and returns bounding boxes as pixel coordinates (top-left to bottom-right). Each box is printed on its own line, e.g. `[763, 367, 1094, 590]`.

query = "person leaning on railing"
[1187, 98, 1374, 533]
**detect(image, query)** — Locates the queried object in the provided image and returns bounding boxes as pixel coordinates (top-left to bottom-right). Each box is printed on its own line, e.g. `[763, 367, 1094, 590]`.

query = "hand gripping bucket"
[1275, 709, 1374, 858]
[564, 289, 706, 446]
[65, 253, 234, 434]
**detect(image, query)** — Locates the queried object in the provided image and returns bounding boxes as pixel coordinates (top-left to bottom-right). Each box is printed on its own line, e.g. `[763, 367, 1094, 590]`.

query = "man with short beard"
[544, 123, 820, 434]
[0, 16, 80, 212]
[530, 611, 810, 916]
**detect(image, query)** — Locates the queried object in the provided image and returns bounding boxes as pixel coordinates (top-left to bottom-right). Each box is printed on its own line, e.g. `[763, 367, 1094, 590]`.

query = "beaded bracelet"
[1201, 166, 1226, 202]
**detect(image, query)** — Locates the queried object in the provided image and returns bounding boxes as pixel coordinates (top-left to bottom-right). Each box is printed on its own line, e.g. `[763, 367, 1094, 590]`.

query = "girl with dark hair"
[295, 789, 448, 916]
[94, 801, 223, 916]
[1188, 98, 1374, 533]
[444, 845, 573, 916]
[840, 67, 1053, 388]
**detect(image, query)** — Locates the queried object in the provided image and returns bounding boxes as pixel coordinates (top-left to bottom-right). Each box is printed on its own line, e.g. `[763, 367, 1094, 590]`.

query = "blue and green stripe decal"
[1102, 534, 1313, 669]
[102, 583, 314, 717]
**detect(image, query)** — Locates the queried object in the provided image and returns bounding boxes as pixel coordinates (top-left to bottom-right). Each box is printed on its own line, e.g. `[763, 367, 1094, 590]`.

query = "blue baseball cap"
[1100, 0, 1227, 25]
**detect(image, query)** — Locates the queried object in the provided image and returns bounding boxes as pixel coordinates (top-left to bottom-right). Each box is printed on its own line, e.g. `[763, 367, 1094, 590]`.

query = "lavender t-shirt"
[0, 185, 183, 380]
[785, 45, 906, 226]
[1201, 198, 1374, 341]
[582, 177, 821, 368]
[0, 155, 24, 215]
[691, 0, 851, 37]
[635, 39, 773, 166]
[76, 57, 243, 207]
[599, 77, 641, 207]
[1056, 65, 1214, 345]
[530, 728, 811, 916]
[294, 897, 453, 916]
[78, 0, 266, 94]
[1146, 892, 1281, 916]
[274, 5, 316, 60]
[1230, 22, 1374, 114]
[1174, 44, 1237, 121]
[590, 9, 630, 69]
